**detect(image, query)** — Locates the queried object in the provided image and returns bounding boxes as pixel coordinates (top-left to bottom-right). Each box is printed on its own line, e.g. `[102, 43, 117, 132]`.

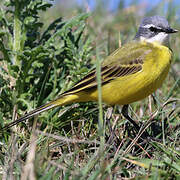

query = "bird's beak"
[166, 27, 178, 34]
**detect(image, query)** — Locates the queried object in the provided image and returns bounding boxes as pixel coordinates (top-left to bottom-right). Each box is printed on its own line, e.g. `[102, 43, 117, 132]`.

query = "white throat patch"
[140, 32, 169, 45]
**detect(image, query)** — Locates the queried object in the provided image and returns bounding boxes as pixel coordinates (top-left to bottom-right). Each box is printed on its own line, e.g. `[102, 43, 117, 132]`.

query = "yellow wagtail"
[3, 16, 178, 131]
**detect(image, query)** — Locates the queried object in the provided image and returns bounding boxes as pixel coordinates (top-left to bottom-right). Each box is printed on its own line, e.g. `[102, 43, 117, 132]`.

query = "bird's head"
[135, 16, 178, 45]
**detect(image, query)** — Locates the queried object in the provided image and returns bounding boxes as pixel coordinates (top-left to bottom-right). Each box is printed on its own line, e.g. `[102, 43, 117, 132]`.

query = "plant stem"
[96, 47, 105, 153]
[13, 0, 21, 66]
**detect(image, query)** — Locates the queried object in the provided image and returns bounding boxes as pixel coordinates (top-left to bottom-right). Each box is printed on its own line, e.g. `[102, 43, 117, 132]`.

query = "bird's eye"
[149, 26, 162, 33]
[149, 26, 157, 32]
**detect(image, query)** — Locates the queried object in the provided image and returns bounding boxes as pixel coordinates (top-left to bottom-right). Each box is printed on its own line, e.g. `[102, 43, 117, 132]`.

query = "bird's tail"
[2, 93, 81, 130]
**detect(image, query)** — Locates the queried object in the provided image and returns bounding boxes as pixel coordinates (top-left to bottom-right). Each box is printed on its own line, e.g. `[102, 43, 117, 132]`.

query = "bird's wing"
[63, 41, 153, 95]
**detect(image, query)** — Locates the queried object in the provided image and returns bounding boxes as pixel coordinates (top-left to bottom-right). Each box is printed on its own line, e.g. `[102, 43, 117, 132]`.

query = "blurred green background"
[0, 0, 179, 179]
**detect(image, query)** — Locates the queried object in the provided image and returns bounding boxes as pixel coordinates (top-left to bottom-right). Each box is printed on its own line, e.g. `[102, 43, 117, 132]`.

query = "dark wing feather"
[63, 63, 142, 95]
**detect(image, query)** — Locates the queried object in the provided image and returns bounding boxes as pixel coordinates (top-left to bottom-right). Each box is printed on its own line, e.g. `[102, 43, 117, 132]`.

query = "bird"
[2, 15, 178, 132]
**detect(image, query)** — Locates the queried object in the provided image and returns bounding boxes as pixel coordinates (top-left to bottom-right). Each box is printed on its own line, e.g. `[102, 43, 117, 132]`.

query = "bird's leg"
[121, 104, 149, 138]
[122, 105, 140, 131]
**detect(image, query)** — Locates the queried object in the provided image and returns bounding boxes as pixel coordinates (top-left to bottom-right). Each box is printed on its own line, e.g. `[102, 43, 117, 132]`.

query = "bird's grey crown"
[135, 15, 170, 39]
[140, 16, 169, 29]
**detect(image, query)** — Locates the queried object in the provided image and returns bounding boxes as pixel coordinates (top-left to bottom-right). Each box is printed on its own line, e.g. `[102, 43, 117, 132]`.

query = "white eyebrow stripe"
[141, 24, 156, 28]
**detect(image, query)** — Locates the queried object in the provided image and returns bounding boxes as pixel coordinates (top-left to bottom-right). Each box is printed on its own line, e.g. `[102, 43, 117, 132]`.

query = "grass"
[0, 0, 180, 179]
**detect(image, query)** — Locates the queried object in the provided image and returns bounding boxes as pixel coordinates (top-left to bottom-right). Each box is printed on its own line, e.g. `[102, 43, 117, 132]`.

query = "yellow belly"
[88, 43, 172, 105]
[100, 64, 170, 105]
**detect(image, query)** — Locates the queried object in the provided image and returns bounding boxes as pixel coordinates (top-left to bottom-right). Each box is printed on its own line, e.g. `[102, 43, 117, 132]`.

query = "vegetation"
[0, 0, 179, 179]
